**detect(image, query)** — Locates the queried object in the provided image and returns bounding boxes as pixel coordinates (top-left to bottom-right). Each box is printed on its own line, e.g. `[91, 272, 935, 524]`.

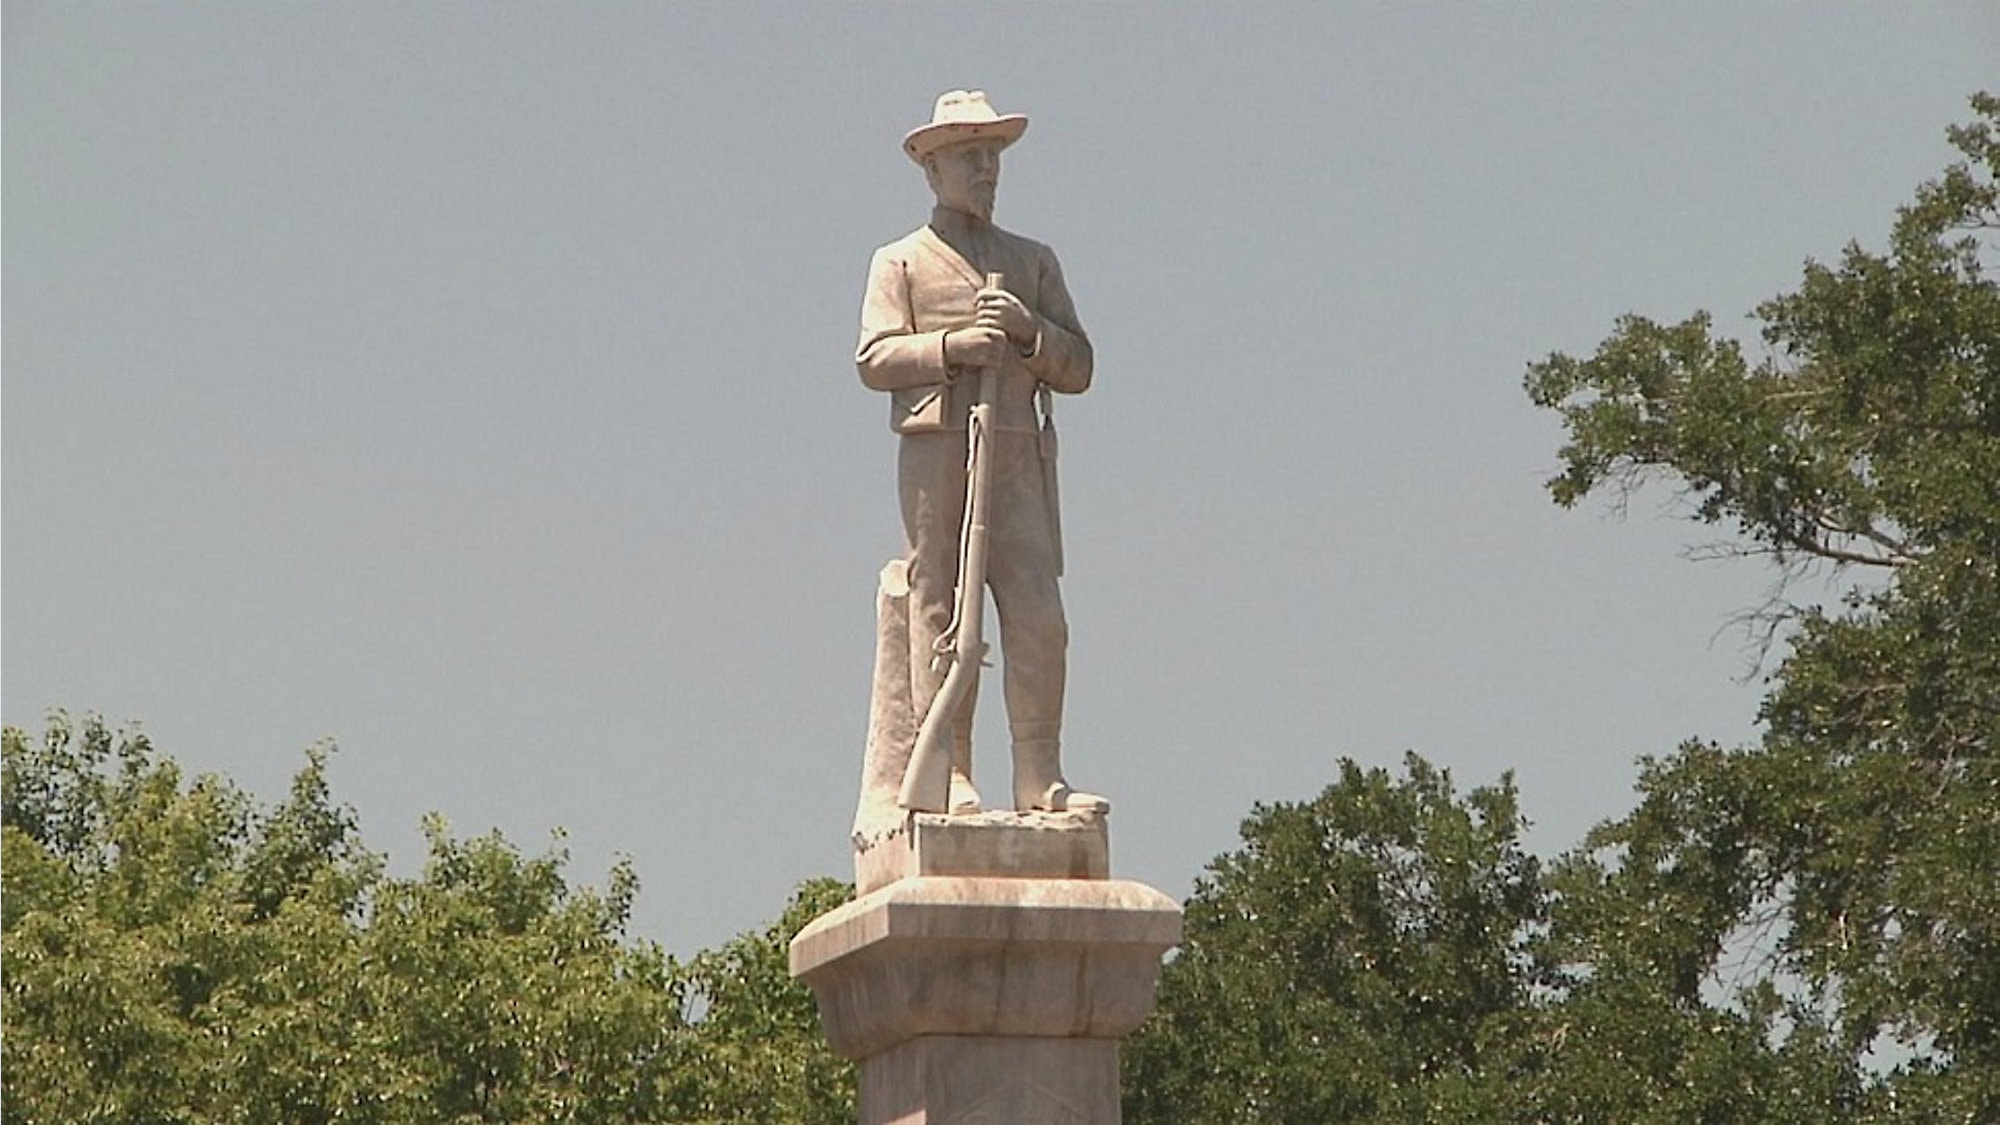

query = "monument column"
[790, 813, 1181, 1124]
[796, 91, 1181, 1123]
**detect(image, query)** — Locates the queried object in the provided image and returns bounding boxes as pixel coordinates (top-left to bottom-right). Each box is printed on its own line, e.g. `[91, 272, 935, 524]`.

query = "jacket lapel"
[918, 226, 987, 290]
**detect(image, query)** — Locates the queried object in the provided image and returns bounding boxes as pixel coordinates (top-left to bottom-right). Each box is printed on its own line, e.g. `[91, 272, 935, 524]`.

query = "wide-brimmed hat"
[902, 90, 1028, 164]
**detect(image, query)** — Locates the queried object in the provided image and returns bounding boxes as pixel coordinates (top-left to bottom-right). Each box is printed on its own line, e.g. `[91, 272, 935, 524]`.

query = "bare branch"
[1805, 509, 1919, 566]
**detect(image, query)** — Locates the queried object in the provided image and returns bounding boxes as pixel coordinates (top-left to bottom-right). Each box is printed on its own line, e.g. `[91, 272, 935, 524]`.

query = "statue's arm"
[1022, 246, 1092, 394]
[856, 248, 951, 392]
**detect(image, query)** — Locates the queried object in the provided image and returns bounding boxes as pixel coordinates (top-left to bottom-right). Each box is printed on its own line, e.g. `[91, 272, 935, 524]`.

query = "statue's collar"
[928, 206, 992, 239]
[923, 207, 999, 285]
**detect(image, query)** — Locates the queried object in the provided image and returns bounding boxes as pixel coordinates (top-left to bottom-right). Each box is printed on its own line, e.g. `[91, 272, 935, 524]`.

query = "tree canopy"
[1123, 754, 1544, 1122]
[1131, 93, 2000, 1122]
[1, 713, 853, 1124]
[1522, 90, 2000, 1121]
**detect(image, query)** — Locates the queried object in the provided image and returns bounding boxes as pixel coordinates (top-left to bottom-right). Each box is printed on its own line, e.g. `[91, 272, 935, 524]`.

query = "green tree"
[2, 712, 854, 1124]
[1120, 751, 1852, 1124]
[1461, 741, 1864, 1124]
[662, 879, 855, 1123]
[1124, 754, 1545, 1123]
[1125, 95, 1997, 1124]
[1521, 92, 2000, 1120]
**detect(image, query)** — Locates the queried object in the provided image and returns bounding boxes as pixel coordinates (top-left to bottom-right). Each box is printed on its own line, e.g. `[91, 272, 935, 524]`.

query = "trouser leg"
[901, 428, 1092, 811]
[984, 432, 1074, 808]
[899, 432, 976, 769]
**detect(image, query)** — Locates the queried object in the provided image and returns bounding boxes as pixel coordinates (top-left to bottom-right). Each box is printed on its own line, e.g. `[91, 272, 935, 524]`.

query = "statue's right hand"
[943, 325, 1011, 369]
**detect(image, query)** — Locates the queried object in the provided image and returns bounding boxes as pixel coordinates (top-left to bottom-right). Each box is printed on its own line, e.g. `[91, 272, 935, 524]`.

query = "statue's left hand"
[975, 286, 1038, 349]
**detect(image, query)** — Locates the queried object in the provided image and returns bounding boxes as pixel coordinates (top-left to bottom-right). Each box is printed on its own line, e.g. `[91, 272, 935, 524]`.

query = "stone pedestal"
[792, 814, 1181, 1124]
[854, 810, 1110, 894]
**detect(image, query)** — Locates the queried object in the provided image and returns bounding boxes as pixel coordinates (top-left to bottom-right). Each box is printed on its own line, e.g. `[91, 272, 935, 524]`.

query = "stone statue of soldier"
[854, 91, 1107, 818]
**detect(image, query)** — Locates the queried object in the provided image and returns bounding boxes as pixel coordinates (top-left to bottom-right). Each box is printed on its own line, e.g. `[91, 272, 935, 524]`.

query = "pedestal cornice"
[790, 875, 1182, 1060]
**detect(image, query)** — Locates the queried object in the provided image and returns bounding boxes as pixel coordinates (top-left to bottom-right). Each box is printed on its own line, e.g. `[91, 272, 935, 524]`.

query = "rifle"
[899, 272, 1005, 813]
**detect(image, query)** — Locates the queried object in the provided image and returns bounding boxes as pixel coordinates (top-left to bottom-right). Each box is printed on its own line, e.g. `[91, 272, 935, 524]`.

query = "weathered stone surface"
[854, 809, 1109, 895]
[862, 1036, 1117, 1125]
[856, 89, 1105, 818]
[853, 559, 919, 845]
[790, 876, 1180, 1061]
[801, 91, 1171, 1124]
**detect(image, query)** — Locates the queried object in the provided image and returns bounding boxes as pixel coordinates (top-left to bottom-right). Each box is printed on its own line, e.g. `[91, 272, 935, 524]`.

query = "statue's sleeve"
[856, 247, 950, 392]
[1024, 246, 1092, 394]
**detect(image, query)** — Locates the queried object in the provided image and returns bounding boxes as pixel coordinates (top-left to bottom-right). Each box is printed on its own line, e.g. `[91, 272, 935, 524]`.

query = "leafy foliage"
[1, 713, 854, 1124]
[1519, 92, 2000, 1121]
[1124, 754, 1544, 1123]
[1129, 94, 1999, 1123]
[1526, 96, 2000, 575]
[665, 879, 855, 1122]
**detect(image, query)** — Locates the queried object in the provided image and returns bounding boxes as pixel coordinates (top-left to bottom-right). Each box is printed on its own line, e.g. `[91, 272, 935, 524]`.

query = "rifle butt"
[898, 664, 970, 812]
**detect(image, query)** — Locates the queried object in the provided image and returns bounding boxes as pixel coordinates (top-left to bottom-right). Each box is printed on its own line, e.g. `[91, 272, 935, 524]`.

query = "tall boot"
[1011, 738, 1109, 814]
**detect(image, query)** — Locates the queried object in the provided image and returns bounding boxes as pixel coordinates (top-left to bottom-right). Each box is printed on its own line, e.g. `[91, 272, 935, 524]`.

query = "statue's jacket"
[856, 212, 1092, 435]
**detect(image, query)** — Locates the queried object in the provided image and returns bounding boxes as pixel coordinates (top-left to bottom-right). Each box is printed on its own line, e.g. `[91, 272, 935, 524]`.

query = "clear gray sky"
[6, 5, 1995, 955]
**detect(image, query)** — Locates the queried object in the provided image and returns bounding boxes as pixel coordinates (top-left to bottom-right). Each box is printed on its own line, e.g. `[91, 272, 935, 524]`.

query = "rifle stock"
[899, 272, 1005, 813]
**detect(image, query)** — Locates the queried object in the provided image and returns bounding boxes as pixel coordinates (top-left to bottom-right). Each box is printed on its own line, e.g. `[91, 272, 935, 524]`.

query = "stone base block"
[799, 811, 1178, 1123]
[855, 810, 1110, 894]
[861, 1036, 1119, 1125]
[791, 876, 1180, 1061]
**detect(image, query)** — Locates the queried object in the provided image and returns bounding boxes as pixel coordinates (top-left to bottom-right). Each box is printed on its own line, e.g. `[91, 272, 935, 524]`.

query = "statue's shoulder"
[988, 222, 1055, 259]
[873, 226, 931, 262]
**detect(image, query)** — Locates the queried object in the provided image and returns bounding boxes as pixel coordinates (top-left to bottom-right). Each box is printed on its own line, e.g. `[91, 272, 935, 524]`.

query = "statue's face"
[925, 138, 1002, 220]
